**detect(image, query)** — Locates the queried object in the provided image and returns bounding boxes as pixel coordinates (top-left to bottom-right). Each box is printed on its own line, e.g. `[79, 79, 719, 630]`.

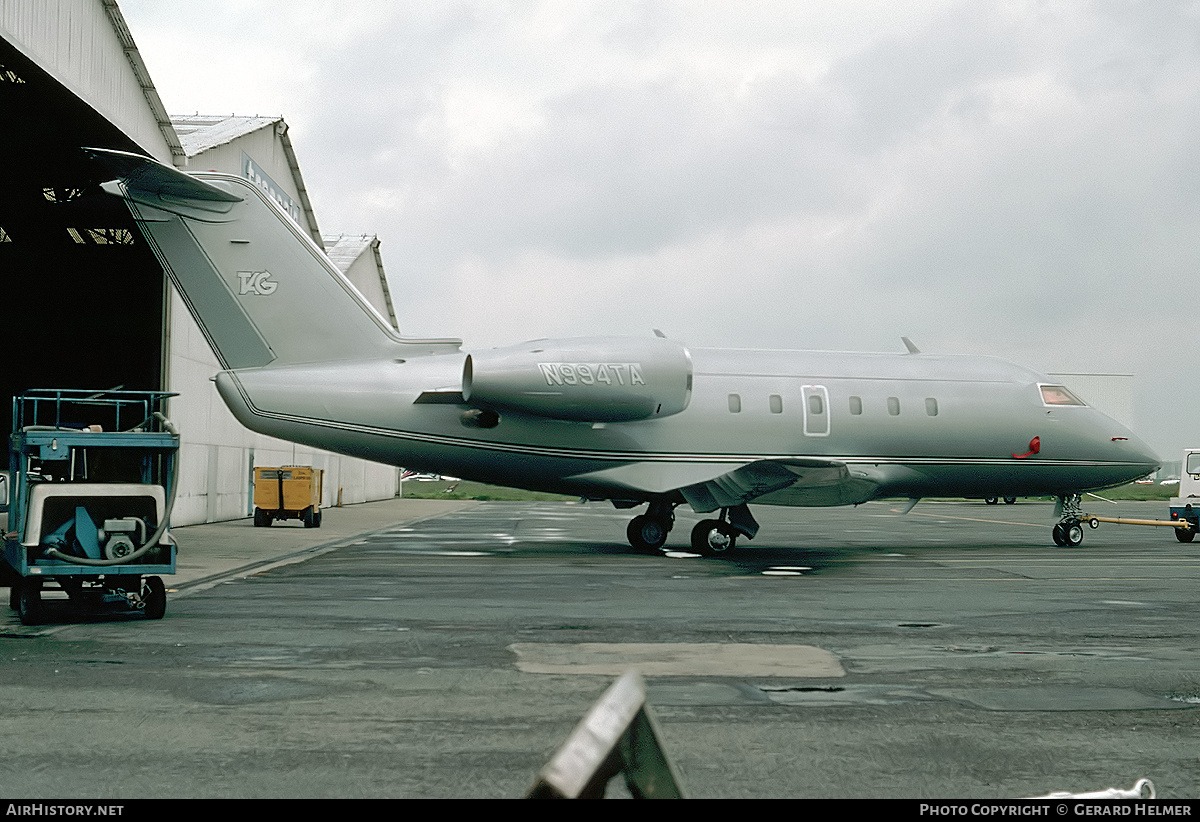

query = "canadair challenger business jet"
[89, 148, 1159, 555]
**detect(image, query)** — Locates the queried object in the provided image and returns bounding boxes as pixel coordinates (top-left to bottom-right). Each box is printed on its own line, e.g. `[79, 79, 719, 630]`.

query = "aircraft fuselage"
[214, 344, 1157, 506]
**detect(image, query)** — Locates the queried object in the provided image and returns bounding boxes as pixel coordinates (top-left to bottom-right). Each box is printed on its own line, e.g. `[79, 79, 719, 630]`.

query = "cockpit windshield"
[1039, 384, 1087, 407]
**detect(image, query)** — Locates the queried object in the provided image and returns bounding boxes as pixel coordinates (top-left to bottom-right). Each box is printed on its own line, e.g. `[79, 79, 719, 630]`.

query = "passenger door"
[802, 385, 830, 437]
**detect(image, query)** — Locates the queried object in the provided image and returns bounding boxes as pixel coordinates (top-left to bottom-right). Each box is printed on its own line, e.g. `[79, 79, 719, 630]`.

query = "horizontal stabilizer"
[86, 147, 243, 207]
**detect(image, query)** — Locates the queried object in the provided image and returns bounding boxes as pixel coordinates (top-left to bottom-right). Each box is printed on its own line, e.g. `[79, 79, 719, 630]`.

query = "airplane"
[87, 147, 1160, 555]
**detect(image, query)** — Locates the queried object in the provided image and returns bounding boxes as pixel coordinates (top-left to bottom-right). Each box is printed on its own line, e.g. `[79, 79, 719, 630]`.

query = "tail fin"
[88, 148, 459, 369]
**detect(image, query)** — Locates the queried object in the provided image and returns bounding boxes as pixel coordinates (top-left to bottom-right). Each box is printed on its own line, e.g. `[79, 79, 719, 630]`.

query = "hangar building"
[0, 1, 402, 525]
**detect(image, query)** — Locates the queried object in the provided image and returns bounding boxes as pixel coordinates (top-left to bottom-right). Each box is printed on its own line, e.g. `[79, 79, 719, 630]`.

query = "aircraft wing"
[678, 458, 875, 512]
[574, 457, 884, 512]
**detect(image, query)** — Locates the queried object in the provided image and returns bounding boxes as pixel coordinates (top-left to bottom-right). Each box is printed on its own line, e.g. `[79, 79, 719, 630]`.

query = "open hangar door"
[0, 37, 166, 434]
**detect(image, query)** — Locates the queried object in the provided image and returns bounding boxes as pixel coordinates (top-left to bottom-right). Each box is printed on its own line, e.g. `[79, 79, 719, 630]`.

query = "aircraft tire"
[627, 515, 668, 552]
[1004, 497, 1017, 505]
[692, 519, 735, 557]
[985, 497, 998, 505]
[1056, 520, 1084, 547]
[1070, 522, 1084, 546]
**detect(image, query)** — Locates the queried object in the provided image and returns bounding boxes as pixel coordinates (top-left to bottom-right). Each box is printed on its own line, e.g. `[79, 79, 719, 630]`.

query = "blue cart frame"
[3, 389, 180, 625]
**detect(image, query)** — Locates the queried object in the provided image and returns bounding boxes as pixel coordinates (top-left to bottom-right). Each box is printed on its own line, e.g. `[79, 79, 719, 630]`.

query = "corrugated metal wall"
[0, 0, 173, 162]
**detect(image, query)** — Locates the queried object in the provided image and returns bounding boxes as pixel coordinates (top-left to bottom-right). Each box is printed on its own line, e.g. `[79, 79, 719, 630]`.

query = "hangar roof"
[172, 114, 283, 156]
[323, 234, 400, 331]
[323, 233, 376, 271]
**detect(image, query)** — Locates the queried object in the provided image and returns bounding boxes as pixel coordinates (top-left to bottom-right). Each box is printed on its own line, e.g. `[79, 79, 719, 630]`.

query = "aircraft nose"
[1111, 430, 1161, 478]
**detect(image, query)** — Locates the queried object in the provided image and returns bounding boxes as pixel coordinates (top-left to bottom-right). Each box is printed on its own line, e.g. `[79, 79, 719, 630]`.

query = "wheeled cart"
[2, 390, 179, 625]
[253, 465, 323, 527]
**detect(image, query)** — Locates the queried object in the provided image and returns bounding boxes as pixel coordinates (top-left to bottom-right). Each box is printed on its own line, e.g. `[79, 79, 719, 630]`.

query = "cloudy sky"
[118, 0, 1200, 459]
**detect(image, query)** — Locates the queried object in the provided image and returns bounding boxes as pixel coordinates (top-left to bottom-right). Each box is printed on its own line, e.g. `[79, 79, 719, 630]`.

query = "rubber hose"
[43, 413, 180, 567]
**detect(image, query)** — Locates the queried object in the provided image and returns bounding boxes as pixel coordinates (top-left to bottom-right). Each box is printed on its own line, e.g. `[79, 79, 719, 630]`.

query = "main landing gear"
[690, 505, 759, 556]
[625, 502, 760, 558]
[626, 500, 676, 553]
[1052, 494, 1085, 547]
[690, 518, 738, 556]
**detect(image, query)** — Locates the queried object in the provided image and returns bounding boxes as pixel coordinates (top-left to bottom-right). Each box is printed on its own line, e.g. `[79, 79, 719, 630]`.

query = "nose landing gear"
[1053, 494, 1085, 547]
[1052, 519, 1085, 547]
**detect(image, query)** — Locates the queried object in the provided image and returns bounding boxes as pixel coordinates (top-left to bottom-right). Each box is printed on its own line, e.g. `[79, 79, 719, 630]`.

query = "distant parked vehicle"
[1169, 450, 1200, 543]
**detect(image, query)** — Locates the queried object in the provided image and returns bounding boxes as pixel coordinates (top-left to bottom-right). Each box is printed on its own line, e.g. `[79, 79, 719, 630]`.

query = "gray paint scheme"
[91, 149, 1160, 548]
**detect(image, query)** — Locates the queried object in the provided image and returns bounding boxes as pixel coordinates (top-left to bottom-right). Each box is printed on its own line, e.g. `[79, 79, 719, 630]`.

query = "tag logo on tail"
[237, 270, 278, 296]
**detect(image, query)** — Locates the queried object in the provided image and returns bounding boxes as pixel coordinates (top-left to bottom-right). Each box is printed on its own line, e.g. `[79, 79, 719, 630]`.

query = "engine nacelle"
[462, 336, 693, 422]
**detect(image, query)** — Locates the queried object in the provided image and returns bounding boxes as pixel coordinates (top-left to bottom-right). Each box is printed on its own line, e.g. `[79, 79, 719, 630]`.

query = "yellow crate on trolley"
[253, 466, 323, 528]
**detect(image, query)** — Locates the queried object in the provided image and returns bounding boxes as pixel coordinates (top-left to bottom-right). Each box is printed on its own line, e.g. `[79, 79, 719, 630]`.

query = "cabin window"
[808, 393, 824, 416]
[925, 398, 939, 417]
[849, 396, 863, 415]
[769, 394, 783, 414]
[728, 393, 741, 413]
[887, 397, 901, 416]
[1039, 384, 1086, 407]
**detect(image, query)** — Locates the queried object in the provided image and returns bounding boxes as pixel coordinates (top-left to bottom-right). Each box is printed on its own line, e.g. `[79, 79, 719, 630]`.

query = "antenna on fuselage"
[901, 337, 921, 354]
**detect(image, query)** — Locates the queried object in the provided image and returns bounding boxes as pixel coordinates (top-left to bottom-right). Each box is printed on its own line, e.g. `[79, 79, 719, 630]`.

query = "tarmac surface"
[1, 495, 1198, 799]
